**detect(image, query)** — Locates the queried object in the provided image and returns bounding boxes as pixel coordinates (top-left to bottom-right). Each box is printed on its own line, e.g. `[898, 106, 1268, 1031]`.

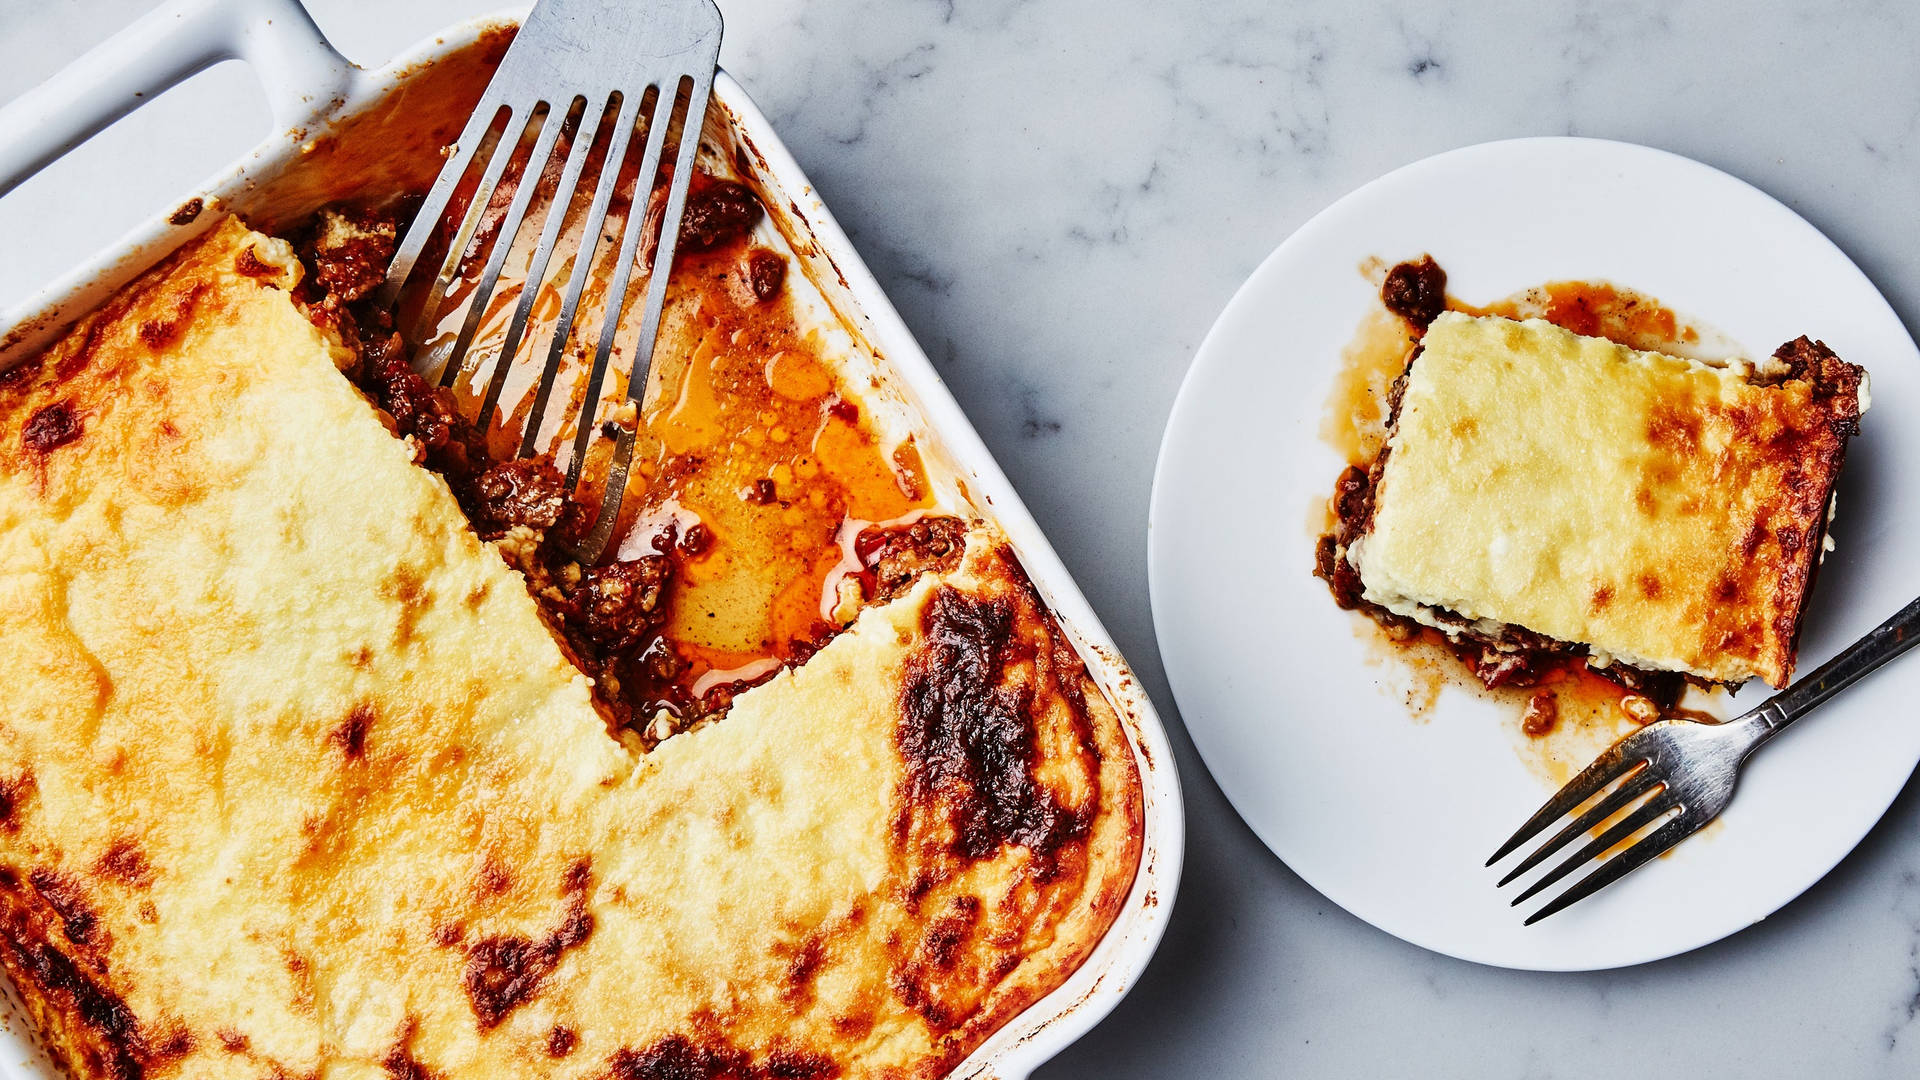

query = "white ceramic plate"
[1149, 137, 1920, 971]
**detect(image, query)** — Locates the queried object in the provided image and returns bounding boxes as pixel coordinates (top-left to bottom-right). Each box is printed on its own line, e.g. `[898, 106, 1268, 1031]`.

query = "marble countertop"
[5, 1, 1920, 1076]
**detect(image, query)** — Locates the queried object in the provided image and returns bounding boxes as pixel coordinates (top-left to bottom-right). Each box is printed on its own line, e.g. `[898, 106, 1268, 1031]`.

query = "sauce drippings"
[1320, 307, 1413, 467]
[376, 123, 931, 727]
[1320, 259, 1735, 785]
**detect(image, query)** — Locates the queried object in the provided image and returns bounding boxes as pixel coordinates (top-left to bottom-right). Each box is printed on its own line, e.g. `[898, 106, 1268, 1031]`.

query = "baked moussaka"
[1322, 299, 1866, 692]
[0, 208, 1141, 1076]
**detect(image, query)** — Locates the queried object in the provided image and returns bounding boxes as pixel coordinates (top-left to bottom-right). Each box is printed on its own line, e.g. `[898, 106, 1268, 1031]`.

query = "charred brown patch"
[828, 1011, 874, 1041]
[0, 772, 35, 831]
[887, 894, 988, 1031]
[431, 923, 465, 948]
[382, 1042, 437, 1080]
[897, 587, 1088, 862]
[330, 703, 374, 759]
[28, 869, 101, 947]
[546, 1026, 578, 1058]
[602, 1033, 833, 1080]
[474, 855, 513, 899]
[0, 355, 44, 396]
[1774, 336, 1866, 436]
[1646, 405, 1701, 454]
[763, 1050, 839, 1079]
[462, 897, 594, 1030]
[168, 198, 203, 226]
[149, 1024, 194, 1062]
[136, 282, 206, 349]
[1639, 573, 1663, 599]
[785, 937, 825, 989]
[562, 858, 592, 895]
[216, 1028, 249, 1053]
[1590, 584, 1614, 612]
[917, 895, 978, 972]
[53, 282, 147, 384]
[22, 401, 83, 454]
[7, 935, 146, 1080]
[93, 840, 154, 889]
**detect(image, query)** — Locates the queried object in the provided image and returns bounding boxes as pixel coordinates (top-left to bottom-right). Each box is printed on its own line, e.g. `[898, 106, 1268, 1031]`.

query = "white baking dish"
[0, 2, 1183, 1076]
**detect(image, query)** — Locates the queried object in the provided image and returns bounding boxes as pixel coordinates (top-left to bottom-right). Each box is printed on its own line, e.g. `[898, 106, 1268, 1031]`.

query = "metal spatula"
[378, 0, 723, 563]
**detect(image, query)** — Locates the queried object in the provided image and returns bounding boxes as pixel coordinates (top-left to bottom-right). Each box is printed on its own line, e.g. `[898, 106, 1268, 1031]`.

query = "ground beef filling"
[856, 516, 969, 608]
[1380, 254, 1447, 330]
[294, 194, 971, 742]
[1314, 256, 1684, 707]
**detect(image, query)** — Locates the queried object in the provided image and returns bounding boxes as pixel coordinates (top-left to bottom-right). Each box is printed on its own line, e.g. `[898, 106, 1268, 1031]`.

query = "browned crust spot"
[602, 1034, 839, 1080]
[461, 896, 593, 1030]
[22, 401, 83, 455]
[0, 772, 34, 832]
[92, 840, 155, 890]
[896, 586, 1090, 863]
[330, 703, 374, 759]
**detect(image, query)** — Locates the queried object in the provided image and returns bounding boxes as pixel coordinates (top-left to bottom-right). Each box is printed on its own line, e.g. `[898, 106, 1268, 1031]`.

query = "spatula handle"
[0, 0, 353, 197]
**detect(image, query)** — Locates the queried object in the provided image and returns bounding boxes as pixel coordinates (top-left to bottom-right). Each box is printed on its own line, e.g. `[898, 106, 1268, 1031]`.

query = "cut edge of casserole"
[1343, 309, 1867, 690]
[0, 218, 1142, 1079]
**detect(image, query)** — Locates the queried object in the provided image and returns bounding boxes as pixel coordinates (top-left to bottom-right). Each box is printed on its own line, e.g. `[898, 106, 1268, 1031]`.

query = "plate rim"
[1147, 134, 1920, 971]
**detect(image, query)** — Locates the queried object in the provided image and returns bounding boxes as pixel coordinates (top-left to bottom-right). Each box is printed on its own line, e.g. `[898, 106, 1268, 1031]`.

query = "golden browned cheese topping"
[0, 220, 1141, 1079]
[1352, 311, 1865, 687]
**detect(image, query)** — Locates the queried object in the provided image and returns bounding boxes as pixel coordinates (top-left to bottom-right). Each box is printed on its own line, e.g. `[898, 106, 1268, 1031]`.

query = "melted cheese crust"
[1353, 311, 1861, 687]
[0, 220, 1141, 1079]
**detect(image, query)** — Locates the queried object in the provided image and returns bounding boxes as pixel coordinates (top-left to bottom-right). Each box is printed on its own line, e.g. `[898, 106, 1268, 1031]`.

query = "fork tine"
[1486, 739, 1648, 866]
[1495, 764, 1662, 886]
[518, 89, 646, 461]
[475, 95, 598, 435]
[1522, 812, 1699, 925]
[571, 73, 715, 563]
[1509, 792, 1678, 906]
[436, 101, 565, 395]
[562, 81, 679, 494]
[378, 95, 508, 309]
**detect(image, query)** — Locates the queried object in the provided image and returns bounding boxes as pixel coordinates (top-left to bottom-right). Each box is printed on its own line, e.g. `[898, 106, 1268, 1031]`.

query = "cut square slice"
[1349, 311, 1867, 687]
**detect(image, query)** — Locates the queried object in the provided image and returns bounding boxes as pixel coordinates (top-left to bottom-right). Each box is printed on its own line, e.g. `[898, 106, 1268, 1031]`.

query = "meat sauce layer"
[296, 170, 947, 744]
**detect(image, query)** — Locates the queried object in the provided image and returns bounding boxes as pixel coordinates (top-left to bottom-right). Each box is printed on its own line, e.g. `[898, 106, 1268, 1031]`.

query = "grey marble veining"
[3, 1, 1920, 1076]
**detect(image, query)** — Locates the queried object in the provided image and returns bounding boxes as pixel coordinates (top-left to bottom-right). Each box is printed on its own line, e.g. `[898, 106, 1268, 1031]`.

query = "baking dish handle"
[0, 0, 355, 197]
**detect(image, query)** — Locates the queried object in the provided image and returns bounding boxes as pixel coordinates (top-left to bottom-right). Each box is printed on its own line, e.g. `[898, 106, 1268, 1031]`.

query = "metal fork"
[377, 0, 723, 563]
[1489, 594, 1920, 924]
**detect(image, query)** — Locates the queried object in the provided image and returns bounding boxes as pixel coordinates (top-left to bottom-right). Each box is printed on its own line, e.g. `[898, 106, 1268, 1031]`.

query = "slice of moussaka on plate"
[1343, 310, 1867, 690]
[0, 216, 1141, 1079]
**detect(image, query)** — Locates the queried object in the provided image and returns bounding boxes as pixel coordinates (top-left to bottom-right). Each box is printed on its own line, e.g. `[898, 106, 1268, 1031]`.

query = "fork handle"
[1751, 593, 1920, 735]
